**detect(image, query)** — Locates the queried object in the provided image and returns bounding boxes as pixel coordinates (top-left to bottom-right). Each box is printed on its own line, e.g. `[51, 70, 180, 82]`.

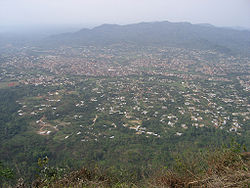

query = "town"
[0, 44, 249, 143]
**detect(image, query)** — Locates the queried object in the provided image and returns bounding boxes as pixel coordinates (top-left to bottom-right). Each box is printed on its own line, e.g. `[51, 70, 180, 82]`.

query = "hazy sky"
[1, 0, 250, 29]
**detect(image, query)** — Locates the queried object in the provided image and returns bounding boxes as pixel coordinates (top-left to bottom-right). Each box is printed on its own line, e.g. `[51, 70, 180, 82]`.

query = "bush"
[150, 140, 250, 187]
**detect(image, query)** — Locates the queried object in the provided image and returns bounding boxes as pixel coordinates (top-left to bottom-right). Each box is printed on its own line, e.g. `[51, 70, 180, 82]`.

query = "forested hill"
[40, 21, 250, 56]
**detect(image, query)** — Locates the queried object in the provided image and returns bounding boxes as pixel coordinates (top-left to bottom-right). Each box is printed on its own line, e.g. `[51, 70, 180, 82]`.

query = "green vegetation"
[0, 81, 249, 186]
[0, 33, 249, 187]
[151, 141, 250, 187]
[0, 161, 14, 186]
[16, 141, 250, 187]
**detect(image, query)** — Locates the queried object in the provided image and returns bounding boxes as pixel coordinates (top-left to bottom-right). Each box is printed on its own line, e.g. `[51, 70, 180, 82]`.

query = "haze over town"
[1, 0, 250, 34]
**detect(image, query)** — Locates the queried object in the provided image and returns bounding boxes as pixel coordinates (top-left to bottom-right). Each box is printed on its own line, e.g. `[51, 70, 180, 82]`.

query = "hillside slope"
[30, 142, 250, 188]
[40, 21, 250, 56]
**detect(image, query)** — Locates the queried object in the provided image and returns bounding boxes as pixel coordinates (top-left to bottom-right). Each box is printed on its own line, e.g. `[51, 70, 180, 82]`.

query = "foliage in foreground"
[150, 141, 250, 188]
[28, 141, 250, 188]
[0, 161, 14, 186]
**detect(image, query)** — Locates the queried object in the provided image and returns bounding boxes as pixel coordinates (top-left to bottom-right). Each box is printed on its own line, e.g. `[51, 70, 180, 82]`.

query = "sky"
[0, 0, 250, 32]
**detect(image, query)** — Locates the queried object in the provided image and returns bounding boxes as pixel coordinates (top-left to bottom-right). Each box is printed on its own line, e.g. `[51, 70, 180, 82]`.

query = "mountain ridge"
[38, 21, 250, 56]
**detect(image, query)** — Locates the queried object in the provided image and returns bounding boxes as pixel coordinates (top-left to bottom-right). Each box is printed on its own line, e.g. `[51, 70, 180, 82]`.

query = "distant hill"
[40, 21, 250, 56]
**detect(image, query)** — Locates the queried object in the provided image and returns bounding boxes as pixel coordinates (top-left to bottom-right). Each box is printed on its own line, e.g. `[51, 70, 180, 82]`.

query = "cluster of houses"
[1, 45, 249, 142]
